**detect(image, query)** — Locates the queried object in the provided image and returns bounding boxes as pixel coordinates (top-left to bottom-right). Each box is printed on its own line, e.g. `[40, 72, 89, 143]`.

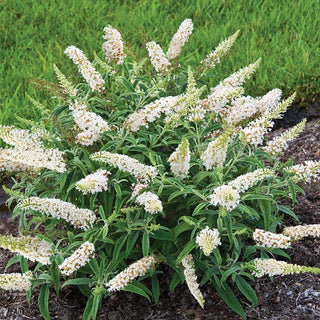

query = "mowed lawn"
[0, 0, 319, 124]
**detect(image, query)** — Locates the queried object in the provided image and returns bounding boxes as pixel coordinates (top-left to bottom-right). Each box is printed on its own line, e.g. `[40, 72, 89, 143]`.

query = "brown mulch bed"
[0, 116, 320, 320]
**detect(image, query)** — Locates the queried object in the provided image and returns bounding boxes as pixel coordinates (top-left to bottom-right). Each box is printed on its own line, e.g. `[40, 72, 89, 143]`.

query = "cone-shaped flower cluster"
[228, 168, 274, 193]
[210, 185, 241, 211]
[19, 197, 96, 230]
[91, 151, 158, 183]
[282, 224, 320, 240]
[201, 30, 239, 69]
[257, 89, 282, 113]
[124, 95, 181, 132]
[64, 45, 105, 92]
[242, 93, 296, 146]
[0, 126, 65, 173]
[168, 138, 190, 176]
[59, 242, 95, 276]
[210, 169, 273, 211]
[196, 226, 221, 256]
[102, 25, 126, 65]
[201, 132, 230, 169]
[181, 254, 205, 308]
[263, 119, 306, 156]
[252, 258, 320, 278]
[53, 64, 78, 97]
[146, 41, 171, 73]
[0, 272, 33, 291]
[166, 19, 193, 60]
[0, 125, 43, 149]
[106, 255, 157, 292]
[76, 169, 110, 194]
[0, 235, 52, 265]
[131, 184, 163, 214]
[285, 160, 320, 183]
[253, 229, 291, 249]
[70, 101, 110, 146]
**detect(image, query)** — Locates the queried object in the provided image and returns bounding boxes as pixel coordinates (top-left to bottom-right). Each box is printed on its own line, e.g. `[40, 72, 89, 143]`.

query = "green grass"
[1, 0, 320, 124]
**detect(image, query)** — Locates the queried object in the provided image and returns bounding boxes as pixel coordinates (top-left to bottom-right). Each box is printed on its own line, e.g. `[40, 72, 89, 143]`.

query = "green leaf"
[62, 278, 94, 288]
[91, 292, 103, 320]
[192, 202, 208, 216]
[224, 214, 233, 247]
[176, 240, 197, 264]
[150, 230, 174, 241]
[152, 274, 160, 304]
[126, 231, 140, 258]
[235, 276, 258, 307]
[269, 248, 291, 259]
[38, 284, 50, 320]
[213, 280, 247, 319]
[221, 266, 241, 282]
[243, 246, 256, 259]
[83, 294, 94, 320]
[142, 231, 150, 256]
[258, 199, 272, 230]
[122, 283, 151, 301]
[278, 205, 299, 221]
[5, 255, 20, 271]
[19, 256, 29, 273]
[174, 221, 193, 239]
[50, 262, 60, 295]
[169, 271, 184, 293]
[287, 180, 296, 204]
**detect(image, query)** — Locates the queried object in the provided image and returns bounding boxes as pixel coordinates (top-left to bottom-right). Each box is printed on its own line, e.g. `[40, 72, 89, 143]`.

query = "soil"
[1, 105, 320, 320]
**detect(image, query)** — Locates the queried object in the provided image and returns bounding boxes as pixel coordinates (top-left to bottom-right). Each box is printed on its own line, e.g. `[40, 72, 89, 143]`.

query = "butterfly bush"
[2, 19, 320, 320]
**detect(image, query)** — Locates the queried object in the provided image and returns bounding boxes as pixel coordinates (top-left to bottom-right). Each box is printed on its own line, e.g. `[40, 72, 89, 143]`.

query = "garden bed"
[0, 114, 320, 320]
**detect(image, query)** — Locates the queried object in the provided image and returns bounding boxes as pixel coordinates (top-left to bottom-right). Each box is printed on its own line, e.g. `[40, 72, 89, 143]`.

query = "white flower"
[263, 119, 306, 155]
[252, 258, 320, 278]
[201, 133, 230, 170]
[253, 229, 291, 249]
[201, 30, 239, 69]
[168, 138, 190, 176]
[19, 197, 96, 230]
[102, 25, 126, 64]
[285, 160, 320, 183]
[228, 168, 274, 193]
[241, 115, 273, 146]
[59, 242, 95, 276]
[0, 235, 53, 265]
[64, 45, 105, 92]
[210, 185, 240, 211]
[146, 41, 171, 73]
[0, 125, 43, 149]
[257, 88, 282, 113]
[0, 272, 33, 291]
[0, 147, 66, 173]
[91, 151, 158, 183]
[76, 169, 110, 194]
[53, 64, 78, 97]
[225, 96, 259, 125]
[106, 255, 157, 292]
[124, 95, 180, 132]
[166, 19, 193, 60]
[135, 191, 162, 214]
[221, 59, 261, 88]
[70, 101, 110, 145]
[199, 85, 243, 115]
[283, 224, 320, 240]
[181, 254, 205, 308]
[196, 227, 221, 256]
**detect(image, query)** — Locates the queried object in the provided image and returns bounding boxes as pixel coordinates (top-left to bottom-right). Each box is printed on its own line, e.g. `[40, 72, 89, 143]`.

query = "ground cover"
[1, 0, 320, 124]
